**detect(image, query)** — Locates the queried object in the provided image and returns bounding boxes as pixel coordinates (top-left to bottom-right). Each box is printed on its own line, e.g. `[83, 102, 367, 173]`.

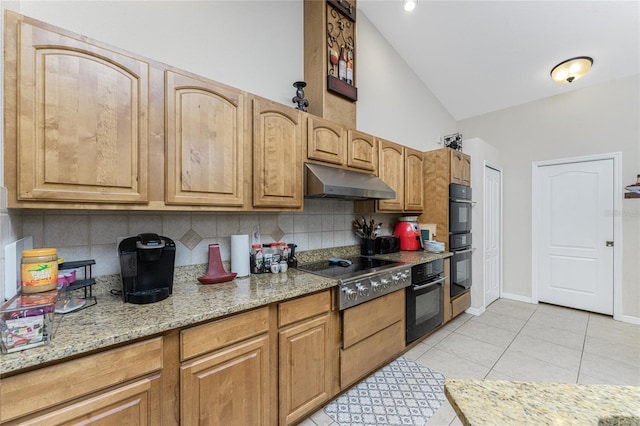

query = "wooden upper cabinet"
[377, 139, 405, 212]
[15, 17, 149, 203]
[450, 150, 471, 186]
[307, 116, 345, 166]
[252, 97, 304, 209]
[347, 130, 377, 173]
[404, 147, 424, 212]
[165, 70, 247, 207]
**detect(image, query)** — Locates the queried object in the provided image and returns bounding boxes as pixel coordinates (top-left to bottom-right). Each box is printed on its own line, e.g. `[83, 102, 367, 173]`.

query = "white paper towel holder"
[230, 234, 250, 277]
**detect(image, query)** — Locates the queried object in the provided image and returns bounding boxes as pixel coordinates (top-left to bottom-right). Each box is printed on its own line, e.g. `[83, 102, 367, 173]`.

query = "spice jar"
[21, 248, 58, 293]
[251, 244, 264, 274]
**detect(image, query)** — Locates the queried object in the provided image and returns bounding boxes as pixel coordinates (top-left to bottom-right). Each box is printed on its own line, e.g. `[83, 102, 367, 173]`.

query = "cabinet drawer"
[342, 290, 404, 349]
[278, 291, 331, 328]
[14, 374, 161, 426]
[0, 337, 162, 423]
[340, 321, 404, 389]
[181, 307, 269, 361]
[451, 291, 471, 318]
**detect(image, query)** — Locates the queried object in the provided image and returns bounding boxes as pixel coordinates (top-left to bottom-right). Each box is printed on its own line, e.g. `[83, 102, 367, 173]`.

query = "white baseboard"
[614, 313, 640, 325]
[465, 306, 485, 316]
[500, 292, 536, 304]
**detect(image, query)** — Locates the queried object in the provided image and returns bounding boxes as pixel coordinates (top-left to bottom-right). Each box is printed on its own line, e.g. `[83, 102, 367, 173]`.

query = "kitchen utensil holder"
[360, 239, 374, 256]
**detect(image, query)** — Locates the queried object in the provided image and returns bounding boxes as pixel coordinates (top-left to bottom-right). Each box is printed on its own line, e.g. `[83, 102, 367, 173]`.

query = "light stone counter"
[0, 268, 336, 376]
[1, 246, 449, 377]
[445, 378, 640, 425]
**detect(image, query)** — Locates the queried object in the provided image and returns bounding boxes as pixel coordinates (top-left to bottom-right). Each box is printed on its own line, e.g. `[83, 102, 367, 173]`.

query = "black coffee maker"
[118, 233, 176, 304]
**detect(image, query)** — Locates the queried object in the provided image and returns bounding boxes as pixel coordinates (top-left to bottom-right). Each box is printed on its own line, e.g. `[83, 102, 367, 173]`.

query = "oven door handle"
[450, 198, 476, 206]
[412, 276, 447, 290]
[451, 248, 475, 255]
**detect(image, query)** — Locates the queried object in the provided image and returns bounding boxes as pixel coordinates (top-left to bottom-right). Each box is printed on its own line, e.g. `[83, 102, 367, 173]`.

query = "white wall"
[461, 138, 503, 313]
[0, 1, 455, 293]
[459, 75, 640, 319]
[356, 13, 457, 150]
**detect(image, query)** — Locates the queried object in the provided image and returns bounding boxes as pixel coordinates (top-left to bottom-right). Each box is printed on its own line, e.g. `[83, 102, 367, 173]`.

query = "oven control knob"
[356, 282, 370, 297]
[342, 287, 357, 301]
[391, 274, 399, 286]
[370, 279, 382, 292]
[381, 277, 390, 289]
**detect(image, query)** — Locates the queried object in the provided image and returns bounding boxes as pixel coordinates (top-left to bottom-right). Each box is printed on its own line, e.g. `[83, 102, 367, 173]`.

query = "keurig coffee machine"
[118, 233, 176, 304]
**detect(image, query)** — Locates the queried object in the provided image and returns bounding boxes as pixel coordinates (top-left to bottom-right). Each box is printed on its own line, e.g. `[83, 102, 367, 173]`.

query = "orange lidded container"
[20, 248, 58, 294]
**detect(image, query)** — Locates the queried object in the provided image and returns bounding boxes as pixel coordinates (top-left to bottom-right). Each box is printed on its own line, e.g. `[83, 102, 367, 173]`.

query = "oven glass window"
[458, 206, 468, 223]
[455, 258, 470, 282]
[414, 290, 441, 325]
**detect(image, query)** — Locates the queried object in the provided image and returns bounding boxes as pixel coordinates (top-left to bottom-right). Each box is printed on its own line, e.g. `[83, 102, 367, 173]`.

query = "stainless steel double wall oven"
[449, 183, 473, 298]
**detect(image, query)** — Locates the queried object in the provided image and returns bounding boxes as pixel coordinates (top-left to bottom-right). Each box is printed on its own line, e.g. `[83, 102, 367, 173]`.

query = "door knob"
[606, 241, 614, 247]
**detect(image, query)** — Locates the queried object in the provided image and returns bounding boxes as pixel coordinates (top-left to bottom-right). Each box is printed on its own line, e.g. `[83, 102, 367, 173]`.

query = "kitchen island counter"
[445, 378, 640, 425]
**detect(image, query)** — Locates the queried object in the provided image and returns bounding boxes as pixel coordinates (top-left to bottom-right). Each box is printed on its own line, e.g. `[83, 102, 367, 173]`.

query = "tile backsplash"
[16, 199, 399, 277]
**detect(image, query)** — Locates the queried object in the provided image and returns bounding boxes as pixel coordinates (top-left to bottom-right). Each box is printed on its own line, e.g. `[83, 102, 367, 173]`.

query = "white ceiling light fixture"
[403, 0, 416, 12]
[550, 56, 593, 83]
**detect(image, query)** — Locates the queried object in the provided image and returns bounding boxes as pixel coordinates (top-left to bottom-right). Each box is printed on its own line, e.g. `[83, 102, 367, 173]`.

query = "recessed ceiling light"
[403, 0, 417, 12]
[550, 56, 593, 84]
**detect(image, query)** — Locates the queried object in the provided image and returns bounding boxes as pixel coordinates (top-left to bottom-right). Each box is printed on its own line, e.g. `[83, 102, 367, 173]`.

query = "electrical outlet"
[437, 136, 444, 145]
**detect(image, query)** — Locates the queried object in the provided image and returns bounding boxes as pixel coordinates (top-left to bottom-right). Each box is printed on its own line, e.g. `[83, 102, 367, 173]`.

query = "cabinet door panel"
[253, 98, 303, 208]
[450, 150, 464, 185]
[342, 290, 404, 349]
[462, 153, 472, 186]
[166, 70, 246, 206]
[17, 20, 149, 203]
[181, 335, 270, 426]
[0, 338, 163, 423]
[377, 139, 404, 212]
[404, 147, 424, 211]
[347, 130, 377, 173]
[16, 375, 161, 426]
[279, 315, 331, 425]
[307, 116, 345, 165]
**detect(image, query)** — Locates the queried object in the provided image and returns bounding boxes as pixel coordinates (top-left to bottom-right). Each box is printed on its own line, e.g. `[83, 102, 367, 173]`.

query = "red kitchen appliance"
[393, 217, 421, 251]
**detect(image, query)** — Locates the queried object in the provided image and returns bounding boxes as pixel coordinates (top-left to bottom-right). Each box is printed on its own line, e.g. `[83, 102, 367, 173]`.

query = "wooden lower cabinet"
[8, 375, 161, 426]
[277, 291, 337, 426]
[340, 290, 405, 389]
[279, 314, 332, 425]
[0, 338, 163, 425]
[180, 335, 271, 426]
[179, 307, 272, 426]
[451, 291, 471, 319]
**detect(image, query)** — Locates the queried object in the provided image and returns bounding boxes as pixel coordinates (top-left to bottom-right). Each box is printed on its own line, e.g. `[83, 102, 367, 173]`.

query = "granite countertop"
[445, 378, 640, 425]
[0, 247, 451, 376]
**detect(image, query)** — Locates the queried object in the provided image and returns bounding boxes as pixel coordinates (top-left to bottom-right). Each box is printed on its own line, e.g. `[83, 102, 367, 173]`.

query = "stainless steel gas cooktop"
[297, 256, 411, 310]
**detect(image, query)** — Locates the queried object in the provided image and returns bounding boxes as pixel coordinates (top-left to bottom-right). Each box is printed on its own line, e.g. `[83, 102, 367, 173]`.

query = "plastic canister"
[21, 248, 58, 293]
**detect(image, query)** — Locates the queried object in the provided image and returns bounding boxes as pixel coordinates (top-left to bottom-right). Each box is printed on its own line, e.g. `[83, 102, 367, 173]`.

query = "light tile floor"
[299, 298, 640, 426]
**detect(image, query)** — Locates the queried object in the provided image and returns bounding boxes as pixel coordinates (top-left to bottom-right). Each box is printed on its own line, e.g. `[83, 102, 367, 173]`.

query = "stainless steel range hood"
[305, 163, 396, 200]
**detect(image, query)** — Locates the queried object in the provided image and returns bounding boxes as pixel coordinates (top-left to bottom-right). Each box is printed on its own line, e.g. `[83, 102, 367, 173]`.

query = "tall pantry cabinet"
[420, 148, 471, 248]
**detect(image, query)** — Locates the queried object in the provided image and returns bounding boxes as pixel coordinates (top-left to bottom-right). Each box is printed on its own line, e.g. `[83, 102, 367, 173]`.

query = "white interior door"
[536, 159, 614, 314]
[484, 165, 501, 306]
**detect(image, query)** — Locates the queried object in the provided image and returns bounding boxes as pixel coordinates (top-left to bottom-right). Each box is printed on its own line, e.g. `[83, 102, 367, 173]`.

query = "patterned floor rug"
[324, 357, 447, 426]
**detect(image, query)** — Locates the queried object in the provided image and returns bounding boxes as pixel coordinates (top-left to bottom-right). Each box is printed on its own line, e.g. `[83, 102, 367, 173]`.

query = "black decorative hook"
[292, 81, 310, 112]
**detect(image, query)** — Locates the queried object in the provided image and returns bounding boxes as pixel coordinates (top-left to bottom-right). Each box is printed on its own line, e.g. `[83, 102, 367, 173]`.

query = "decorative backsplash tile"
[14, 200, 400, 278]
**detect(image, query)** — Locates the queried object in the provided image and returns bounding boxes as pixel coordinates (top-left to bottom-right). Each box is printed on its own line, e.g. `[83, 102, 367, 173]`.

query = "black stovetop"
[296, 256, 403, 281]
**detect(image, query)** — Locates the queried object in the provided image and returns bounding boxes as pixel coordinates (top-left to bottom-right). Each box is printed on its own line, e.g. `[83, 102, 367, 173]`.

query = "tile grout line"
[483, 303, 540, 380]
[576, 313, 591, 384]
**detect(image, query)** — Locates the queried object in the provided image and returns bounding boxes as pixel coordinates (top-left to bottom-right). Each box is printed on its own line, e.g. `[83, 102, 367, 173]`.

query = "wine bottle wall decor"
[327, 0, 357, 101]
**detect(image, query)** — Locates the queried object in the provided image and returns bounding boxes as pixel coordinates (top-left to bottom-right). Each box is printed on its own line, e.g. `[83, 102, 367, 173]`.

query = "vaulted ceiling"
[358, 1, 640, 120]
